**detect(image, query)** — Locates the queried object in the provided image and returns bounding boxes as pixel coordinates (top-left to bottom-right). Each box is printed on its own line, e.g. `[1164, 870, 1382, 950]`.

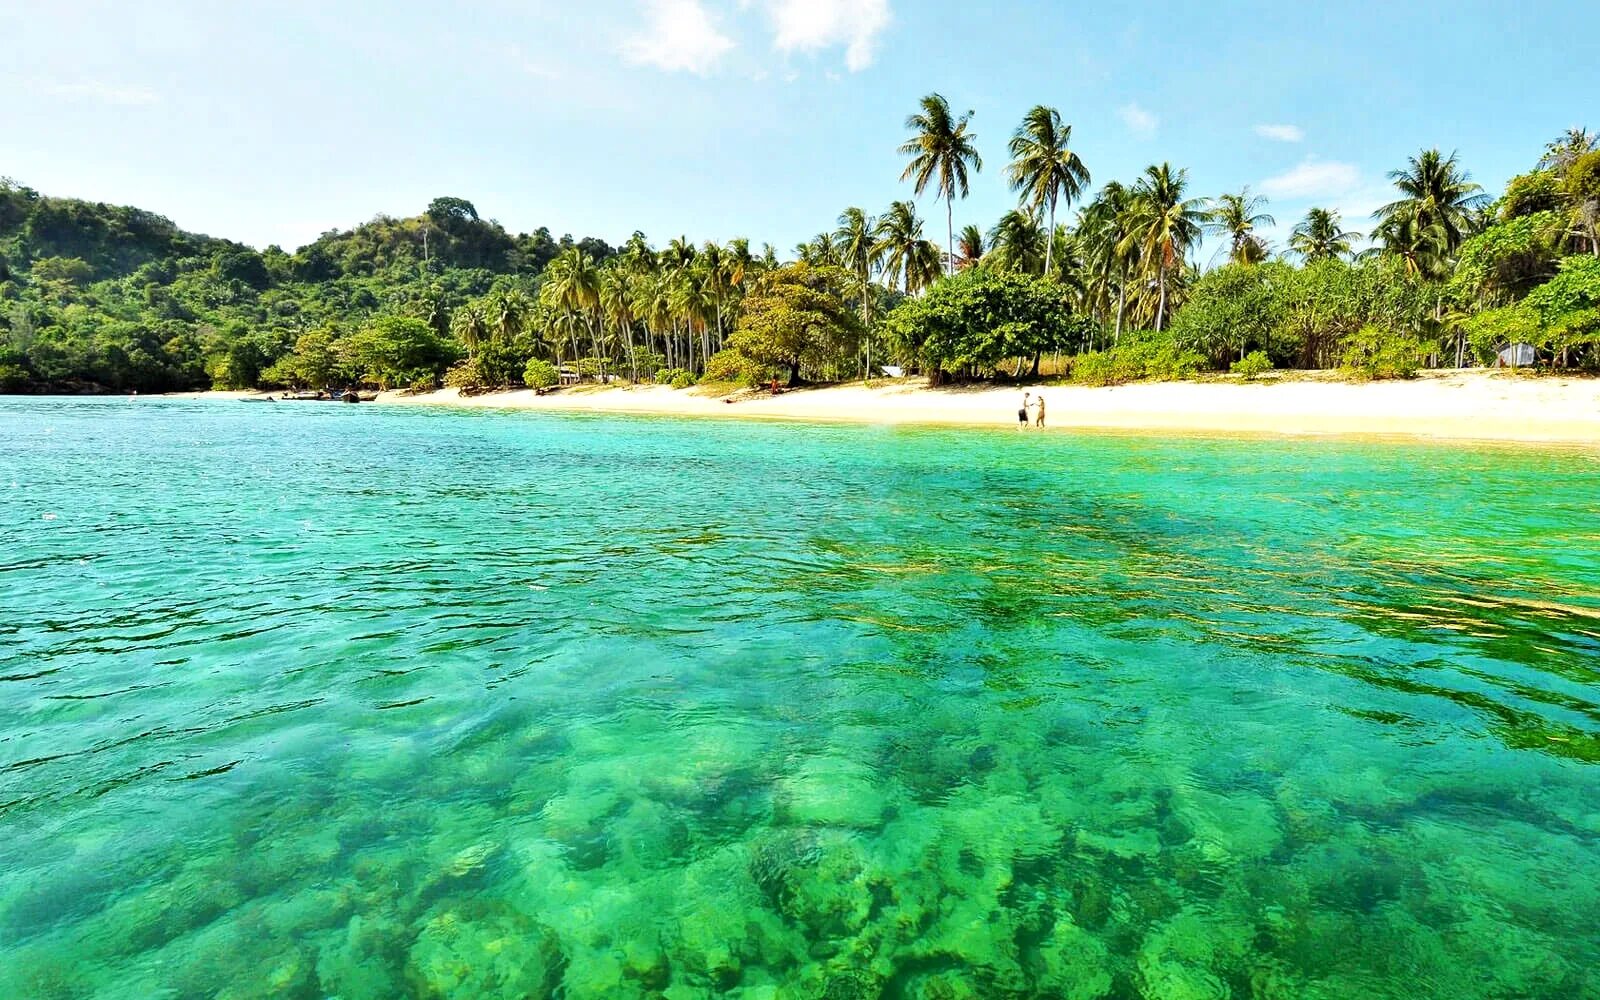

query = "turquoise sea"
[1, 397, 1597, 1000]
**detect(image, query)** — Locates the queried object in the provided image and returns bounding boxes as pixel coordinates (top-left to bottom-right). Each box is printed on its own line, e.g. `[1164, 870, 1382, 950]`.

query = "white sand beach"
[353, 372, 1600, 445]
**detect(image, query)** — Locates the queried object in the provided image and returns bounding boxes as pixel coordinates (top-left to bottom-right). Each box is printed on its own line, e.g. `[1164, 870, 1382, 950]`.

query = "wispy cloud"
[1261, 158, 1361, 198]
[1254, 123, 1304, 143]
[35, 80, 159, 106]
[620, 0, 735, 75]
[1118, 102, 1157, 138]
[761, 0, 892, 72]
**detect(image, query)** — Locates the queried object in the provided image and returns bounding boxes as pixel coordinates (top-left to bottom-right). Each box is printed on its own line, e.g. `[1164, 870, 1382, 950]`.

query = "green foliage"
[1449, 211, 1562, 306]
[30, 256, 94, 286]
[884, 268, 1087, 379]
[655, 367, 694, 388]
[338, 316, 457, 389]
[1341, 324, 1427, 379]
[0, 181, 612, 394]
[1564, 151, 1600, 201]
[1069, 331, 1204, 386]
[259, 328, 345, 388]
[1523, 255, 1600, 361]
[726, 263, 861, 385]
[1171, 262, 1291, 364]
[1231, 350, 1274, 379]
[703, 348, 770, 387]
[1499, 171, 1563, 220]
[1461, 304, 1541, 364]
[522, 358, 559, 389]
[0, 362, 29, 390]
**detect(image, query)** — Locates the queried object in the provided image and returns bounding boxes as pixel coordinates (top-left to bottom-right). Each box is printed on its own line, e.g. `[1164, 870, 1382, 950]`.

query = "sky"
[2, 0, 1596, 260]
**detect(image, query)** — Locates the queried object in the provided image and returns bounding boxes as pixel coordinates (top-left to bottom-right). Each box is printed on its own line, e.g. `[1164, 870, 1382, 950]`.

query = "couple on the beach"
[1018, 392, 1046, 430]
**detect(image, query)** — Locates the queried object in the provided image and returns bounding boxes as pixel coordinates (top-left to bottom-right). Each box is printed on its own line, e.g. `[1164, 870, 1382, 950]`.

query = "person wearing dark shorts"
[1018, 392, 1031, 430]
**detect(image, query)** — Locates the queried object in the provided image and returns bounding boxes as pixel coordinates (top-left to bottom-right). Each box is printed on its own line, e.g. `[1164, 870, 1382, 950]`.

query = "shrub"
[703, 349, 769, 387]
[523, 358, 559, 389]
[0, 362, 30, 391]
[655, 367, 694, 389]
[1069, 350, 1142, 387]
[443, 359, 480, 389]
[1341, 324, 1426, 380]
[1070, 334, 1205, 386]
[1231, 351, 1274, 380]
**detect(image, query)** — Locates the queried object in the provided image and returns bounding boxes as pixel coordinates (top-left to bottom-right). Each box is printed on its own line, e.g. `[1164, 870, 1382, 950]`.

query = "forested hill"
[0, 180, 614, 392]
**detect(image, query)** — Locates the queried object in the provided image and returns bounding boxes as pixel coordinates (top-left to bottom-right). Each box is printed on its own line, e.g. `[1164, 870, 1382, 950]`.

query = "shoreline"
[170, 372, 1600, 445]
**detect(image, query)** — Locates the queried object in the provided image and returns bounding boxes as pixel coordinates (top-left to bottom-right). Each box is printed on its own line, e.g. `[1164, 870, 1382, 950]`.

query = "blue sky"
[2, 0, 1595, 259]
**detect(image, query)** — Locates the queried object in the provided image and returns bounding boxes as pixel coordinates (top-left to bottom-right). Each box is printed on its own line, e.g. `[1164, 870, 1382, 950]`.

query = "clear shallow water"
[1, 397, 1598, 1000]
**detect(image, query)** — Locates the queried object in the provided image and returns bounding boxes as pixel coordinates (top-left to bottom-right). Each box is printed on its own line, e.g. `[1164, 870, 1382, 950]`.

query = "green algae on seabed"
[0, 397, 1597, 999]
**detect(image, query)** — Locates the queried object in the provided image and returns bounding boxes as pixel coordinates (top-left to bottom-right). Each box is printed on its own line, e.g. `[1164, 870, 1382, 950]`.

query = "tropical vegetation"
[2, 106, 1596, 395]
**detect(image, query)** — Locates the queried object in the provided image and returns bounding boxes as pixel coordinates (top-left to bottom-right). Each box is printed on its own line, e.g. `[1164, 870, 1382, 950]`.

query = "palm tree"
[1005, 105, 1090, 277]
[599, 265, 638, 380]
[486, 288, 532, 345]
[898, 93, 982, 277]
[1079, 182, 1139, 343]
[835, 208, 880, 324]
[797, 232, 841, 267]
[1208, 188, 1275, 265]
[1539, 127, 1598, 176]
[1369, 212, 1451, 280]
[450, 302, 488, 357]
[986, 209, 1048, 276]
[955, 224, 986, 270]
[1374, 149, 1489, 260]
[875, 200, 942, 295]
[1289, 208, 1361, 262]
[542, 249, 603, 375]
[1122, 164, 1206, 331]
[835, 207, 882, 376]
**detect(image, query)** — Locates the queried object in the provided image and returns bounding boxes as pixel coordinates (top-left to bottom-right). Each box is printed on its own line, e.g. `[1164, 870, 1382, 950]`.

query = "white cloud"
[763, 0, 892, 72]
[1261, 158, 1362, 198]
[34, 80, 158, 106]
[1254, 123, 1304, 143]
[1118, 103, 1157, 138]
[620, 0, 735, 75]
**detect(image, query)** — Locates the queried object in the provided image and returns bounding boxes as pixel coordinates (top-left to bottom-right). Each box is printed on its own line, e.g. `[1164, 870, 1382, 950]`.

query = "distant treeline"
[1, 105, 1597, 395]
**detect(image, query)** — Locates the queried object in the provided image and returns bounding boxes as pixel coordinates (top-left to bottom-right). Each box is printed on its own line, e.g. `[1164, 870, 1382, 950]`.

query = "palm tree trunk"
[946, 198, 955, 278]
[1044, 200, 1055, 278]
[1156, 266, 1168, 333]
[1114, 268, 1126, 347]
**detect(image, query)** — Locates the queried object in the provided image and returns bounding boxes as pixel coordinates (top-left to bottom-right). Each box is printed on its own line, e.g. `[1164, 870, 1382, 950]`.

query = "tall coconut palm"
[1374, 149, 1489, 260]
[450, 302, 488, 357]
[1539, 127, 1598, 176]
[1369, 212, 1451, 280]
[955, 224, 986, 270]
[1079, 182, 1139, 343]
[797, 232, 841, 268]
[898, 93, 982, 277]
[542, 249, 603, 374]
[1289, 208, 1361, 262]
[1208, 188, 1275, 265]
[835, 207, 882, 376]
[1005, 105, 1090, 277]
[875, 200, 942, 295]
[1122, 164, 1206, 331]
[486, 288, 532, 345]
[986, 209, 1048, 276]
[599, 265, 638, 379]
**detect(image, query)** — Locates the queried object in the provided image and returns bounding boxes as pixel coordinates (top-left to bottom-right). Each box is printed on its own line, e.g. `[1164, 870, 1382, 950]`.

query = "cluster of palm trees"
[450, 235, 780, 380]
[437, 91, 1594, 384]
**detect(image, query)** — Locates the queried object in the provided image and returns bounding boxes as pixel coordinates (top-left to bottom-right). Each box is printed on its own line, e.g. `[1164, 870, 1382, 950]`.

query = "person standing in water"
[1034, 394, 1046, 429]
[1018, 392, 1031, 430]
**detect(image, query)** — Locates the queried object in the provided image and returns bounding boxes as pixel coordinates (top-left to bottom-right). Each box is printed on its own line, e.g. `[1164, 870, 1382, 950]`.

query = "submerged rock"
[405, 900, 564, 999]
